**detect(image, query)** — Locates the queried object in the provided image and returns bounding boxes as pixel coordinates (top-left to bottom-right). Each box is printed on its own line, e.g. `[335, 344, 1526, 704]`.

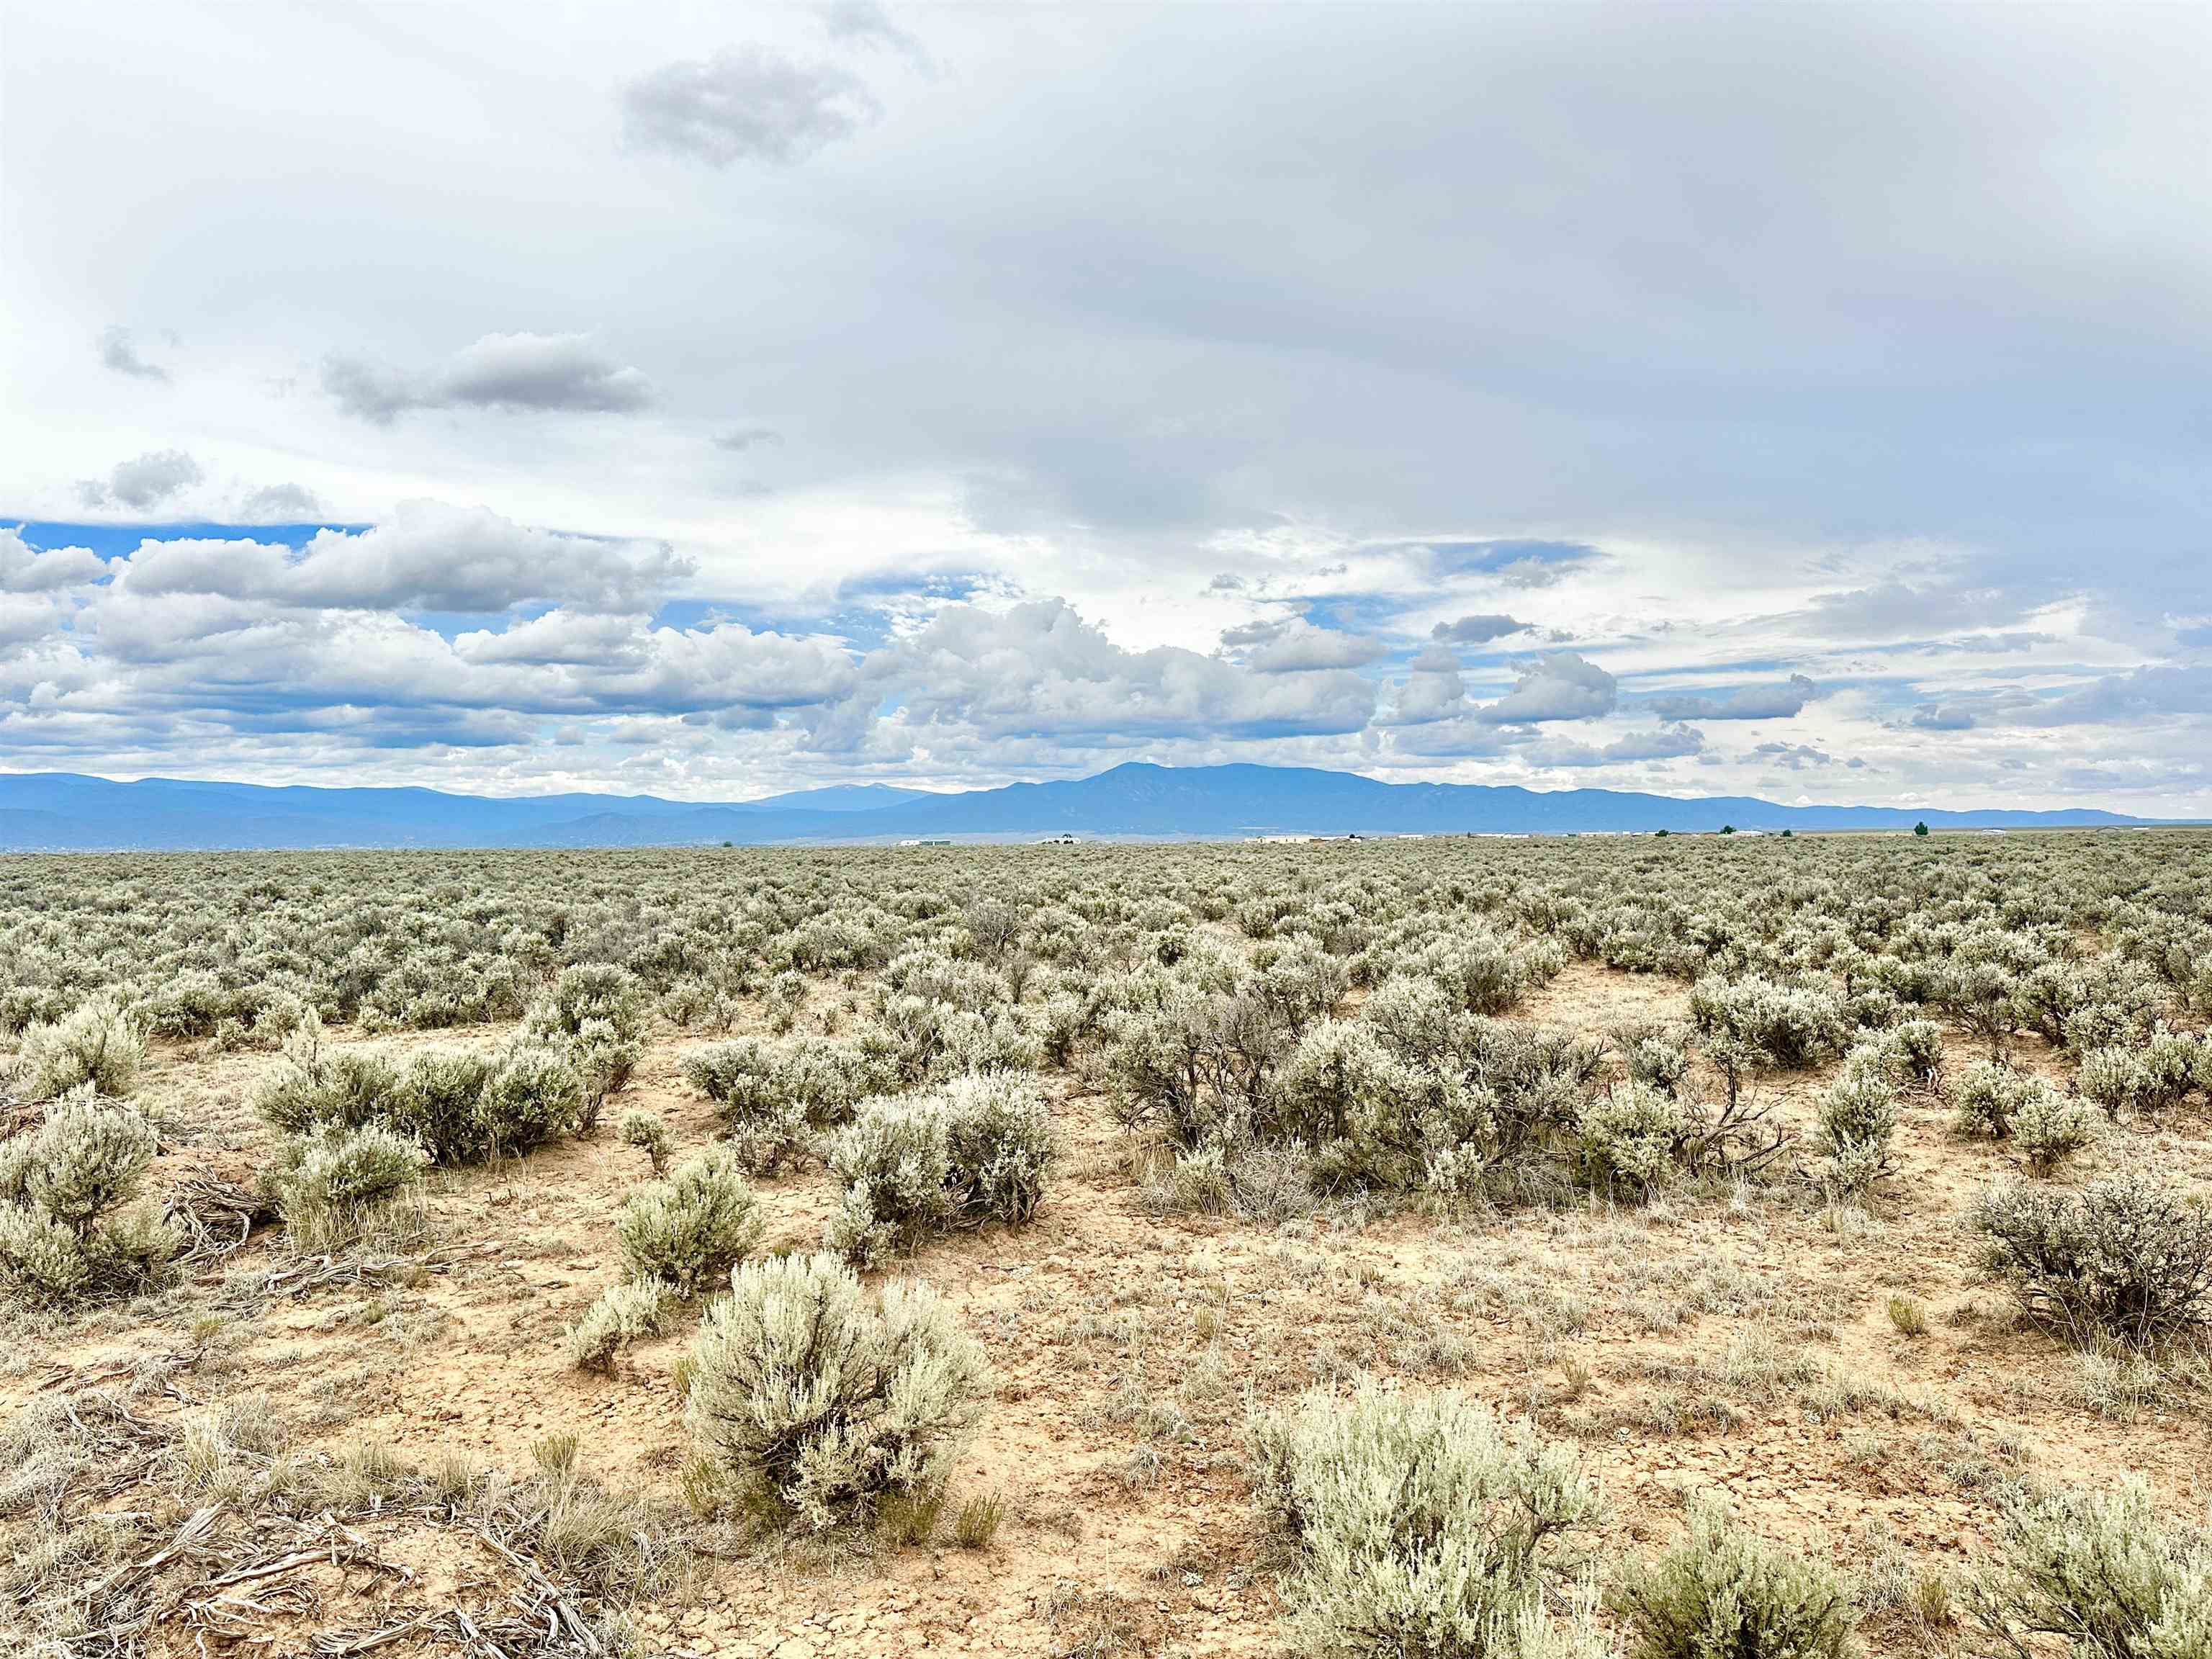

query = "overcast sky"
[4, 1, 2209, 810]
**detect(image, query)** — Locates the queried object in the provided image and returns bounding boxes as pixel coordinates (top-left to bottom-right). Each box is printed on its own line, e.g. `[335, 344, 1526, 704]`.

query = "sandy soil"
[12, 961, 2211, 1657]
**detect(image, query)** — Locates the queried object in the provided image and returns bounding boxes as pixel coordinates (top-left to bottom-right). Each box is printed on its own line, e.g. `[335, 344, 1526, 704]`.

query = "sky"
[4, 1, 2210, 811]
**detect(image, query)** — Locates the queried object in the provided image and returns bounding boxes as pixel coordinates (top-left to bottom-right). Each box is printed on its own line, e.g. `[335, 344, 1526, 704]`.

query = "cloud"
[78, 449, 203, 510]
[820, 1, 930, 66]
[1220, 616, 1388, 673]
[117, 500, 691, 613]
[1647, 673, 1817, 721]
[98, 326, 168, 382]
[2029, 665, 2212, 726]
[1431, 613, 1529, 645]
[621, 47, 879, 167]
[1907, 703, 1976, 731]
[1751, 740, 1842, 770]
[239, 482, 324, 520]
[716, 426, 783, 451]
[1524, 724, 1707, 767]
[1475, 652, 1617, 724]
[323, 333, 653, 423]
[1, 529, 105, 592]
[868, 600, 1376, 745]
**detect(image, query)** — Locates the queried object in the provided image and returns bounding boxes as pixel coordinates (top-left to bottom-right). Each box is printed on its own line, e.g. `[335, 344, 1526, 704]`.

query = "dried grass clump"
[684, 1251, 988, 1532]
[1247, 1377, 1604, 1659]
[565, 1277, 674, 1372]
[0, 1087, 177, 1303]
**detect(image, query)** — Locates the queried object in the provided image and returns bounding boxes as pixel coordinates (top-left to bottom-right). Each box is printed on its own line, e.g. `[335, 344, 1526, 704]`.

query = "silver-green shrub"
[566, 1277, 674, 1372]
[1609, 1503, 1856, 1659]
[1247, 1377, 1603, 1659]
[614, 1146, 766, 1296]
[264, 1123, 427, 1249]
[0, 1088, 177, 1303]
[824, 1074, 1053, 1265]
[1966, 1480, 2210, 1659]
[1972, 1172, 2212, 1347]
[16, 997, 146, 1101]
[684, 1251, 988, 1532]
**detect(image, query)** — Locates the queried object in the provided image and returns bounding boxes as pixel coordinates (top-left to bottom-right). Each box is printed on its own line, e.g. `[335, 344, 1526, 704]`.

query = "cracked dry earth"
[12, 961, 2212, 1658]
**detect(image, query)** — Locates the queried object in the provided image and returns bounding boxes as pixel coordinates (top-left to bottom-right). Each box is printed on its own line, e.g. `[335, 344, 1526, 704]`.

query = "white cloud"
[98, 326, 168, 382]
[1647, 673, 1817, 721]
[1475, 652, 1617, 724]
[79, 449, 202, 510]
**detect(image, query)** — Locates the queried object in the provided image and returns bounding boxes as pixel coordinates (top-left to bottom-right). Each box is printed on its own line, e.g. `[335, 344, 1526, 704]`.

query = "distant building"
[899, 837, 953, 846]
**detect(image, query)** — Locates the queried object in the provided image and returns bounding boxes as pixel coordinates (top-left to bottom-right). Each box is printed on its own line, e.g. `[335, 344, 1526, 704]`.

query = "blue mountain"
[0, 763, 2149, 850]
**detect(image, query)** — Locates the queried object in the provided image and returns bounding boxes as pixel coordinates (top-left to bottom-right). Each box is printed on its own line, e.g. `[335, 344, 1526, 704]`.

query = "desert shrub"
[684, 1251, 989, 1532]
[2013, 1089, 2103, 1177]
[1972, 1172, 2212, 1347]
[1362, 975, 1461, 1071]
[257, 1028, 578, 1165]
[1617, 1023, 1692, 1096]
[475, 1042, 586, 1157]
[2079, 1048, 2154, 1115]
[15, 997, 146, 1100]
[1577, 1081, 1690, 1197]
[264, 1123, 427, 1249]
[614, 1146, 767, 1295]
[1247, 1376, 1603, 1659]
[824, 1074, 1052, 1264]
[0, 1089, 177, 1303]
[681, 1032, 896, 1131]
[1953, 1060, 2041, 1141]
[1966, 1480, 2211, 1659]
[616, 1107, 671, 1174]
[1874, 1017, 1945, 1091]
[566, 1277, 674, 1372]
[1690, 976, 1849, 1071]
[1818, 1049, 1897, 1197]
[1609, 1503, 1857, 1659]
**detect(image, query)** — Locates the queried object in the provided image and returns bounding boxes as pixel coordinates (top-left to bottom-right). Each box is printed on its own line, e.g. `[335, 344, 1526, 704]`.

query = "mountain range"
[0, 764, 2153, 850]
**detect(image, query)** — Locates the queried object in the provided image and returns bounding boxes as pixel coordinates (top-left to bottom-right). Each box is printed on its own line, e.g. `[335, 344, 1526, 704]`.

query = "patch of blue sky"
[14, 521, 365, 557]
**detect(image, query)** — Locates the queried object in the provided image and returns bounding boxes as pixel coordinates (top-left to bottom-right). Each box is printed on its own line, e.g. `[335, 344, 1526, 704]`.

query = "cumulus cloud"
[1221, 616, 1388, 673]
[1907, 703, 1976, 731]
[1524, 724, 1707, 767]
[117, 501, 690, 613]
[98, 326, 168, 382]
[1647, 673, 1817, 721]
[1475, 652, 1617, 724]
[1752, 740, 1843, 770]
[868, 600, 1375, 745]
[323, 333, 653, 423]
[1431, 613, 1528, 645]
[621, 47, 878, 167]
[1, 529, 105, 592]
[78, 449, 202, 510]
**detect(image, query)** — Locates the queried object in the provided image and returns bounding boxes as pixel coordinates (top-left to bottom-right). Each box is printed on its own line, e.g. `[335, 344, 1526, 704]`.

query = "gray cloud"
[79, 449, 202, 510]
[820, 1, 930, 66]
[716, 426, 783, 451]
[324, 333, 652, 423]
[621, 47, 878, 167]
[239, 482, 323, 520]
[1907, 703, 1976, 731]
[99, 326, 168, 382]
[1431, 613, 1529, 646]
[1647, 673, 1817, 721]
